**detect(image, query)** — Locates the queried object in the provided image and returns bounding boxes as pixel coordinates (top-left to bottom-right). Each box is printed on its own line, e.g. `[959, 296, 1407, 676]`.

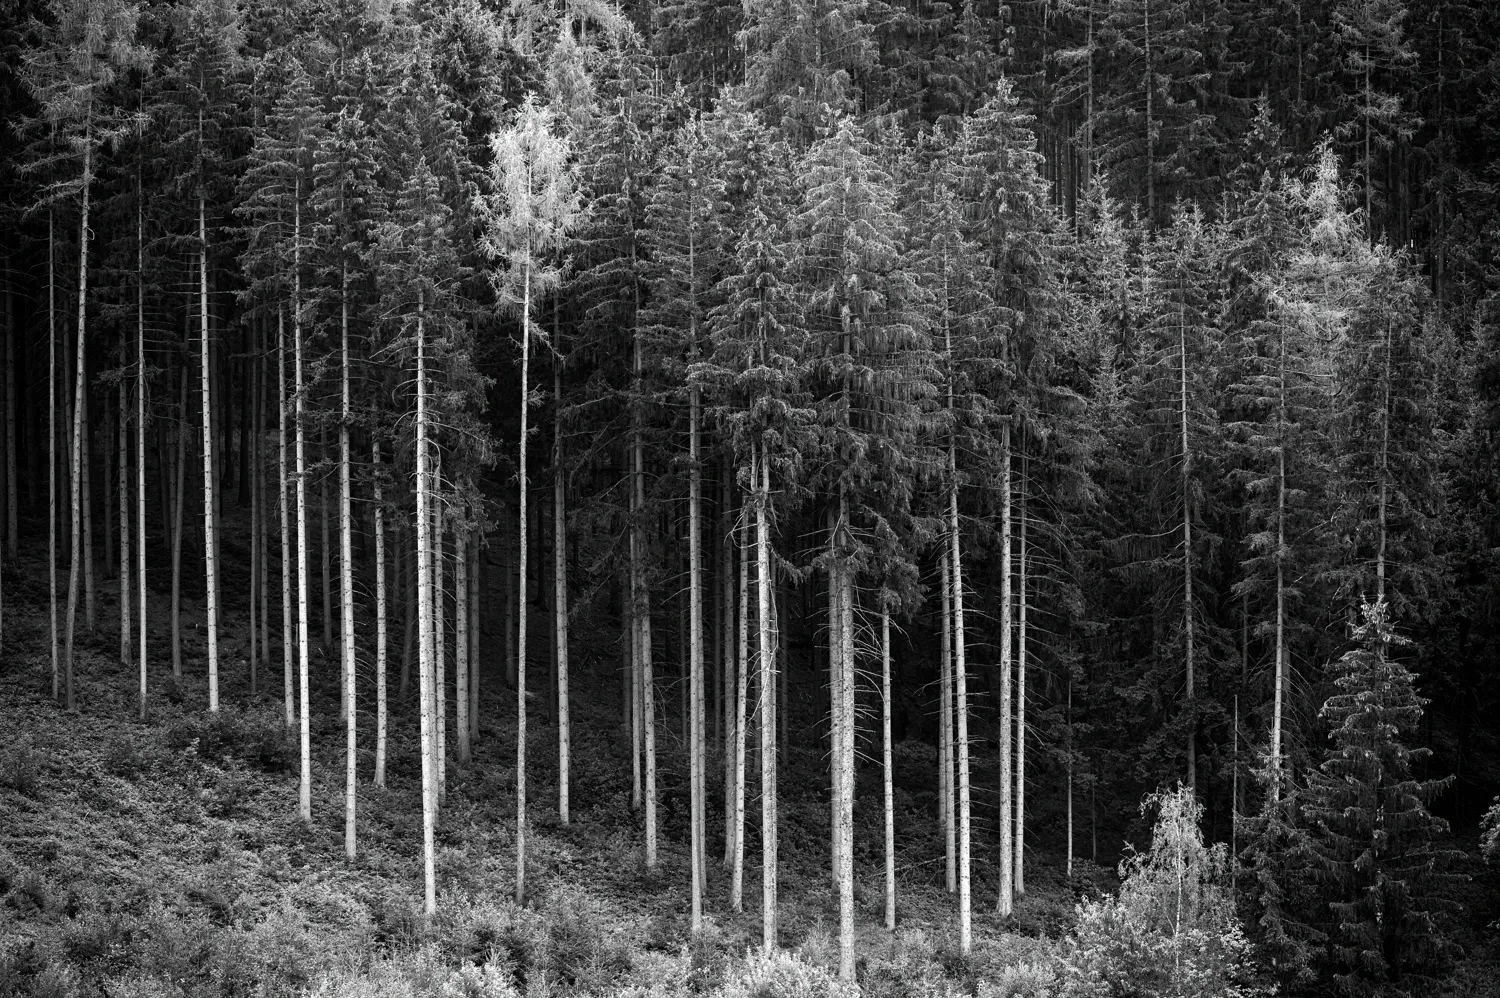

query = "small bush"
[104, 732, 155, 776]
[978, 961, 1058, 998]
[1, 740, 39, 795]
[7, 869, 53, 916]
[29, 963, 81, 998]
[166, 712, 291, 772]
[718, 951, 860, 998]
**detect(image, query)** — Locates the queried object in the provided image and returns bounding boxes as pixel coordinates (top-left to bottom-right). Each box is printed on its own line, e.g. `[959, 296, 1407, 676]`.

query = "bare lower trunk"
[1014, 469, 1027, 896]
[688, 379, 704, 930]
[555, 360, 569, 823]
[119, 385, 131, 667]
[49, 213, 58, 700]
[882, 608, 895, 932]
[341, 268, 356, 860]
[374, 439, 388, 787]
[516, 263, 531, 904]
[1180, 308, 1195, 789]
[279, 310, 294, 730]
[996, 426, 1013, 916]
[457, 521, 470, 766]
[63, 140, 92, 712]
[756, 442, 777, 954]
[295, 182, 312, 822]
[136, 204, 148, 718]
[415, 295, 437, 915]
[200, 195, 220, 712]
[940, 552, 955, 893]
[731, 506, 749, 911]
[171, 371, 186, 682]
[952, 471, 972, 953]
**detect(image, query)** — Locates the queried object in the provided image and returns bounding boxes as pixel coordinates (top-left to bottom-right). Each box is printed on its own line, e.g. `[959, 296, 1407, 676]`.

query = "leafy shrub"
[28, 962, 81, 998]
[717, 950, 860, 998]
[1058, 786, 1270, 998]
[7, 869, 53, 916]
[166, 711, 291, 772]
[1, 740, 39, 795]
[536, 885, 633, 990]
[978, 961, 1059, 998]
[104, 732, 156, 776]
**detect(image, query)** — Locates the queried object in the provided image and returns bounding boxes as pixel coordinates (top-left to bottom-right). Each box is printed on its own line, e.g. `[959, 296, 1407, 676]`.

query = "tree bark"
[341, 262, 357, 861]
[882, 607, 895, 932]
[952, 460, 973, 952]
[199, 191, 220, 712]
[457, 519, 470, 767]
[731, 504, 749, 911]
[49, 211, 59, 700]
[374, 438, 388, 788]
[63, 136, 92, 712]
[136, 193, 148, 718]
[295, 180, 312, 821]
[756, 441, 777, 954]
[279, 309, 294, 730]
[516, 260, 531, 904]
[996, 425, 1013, 916]
[555, 356, 569, 823]
[1180, 306, 1195, 788]
[1015, 462, 1027, 897]
[940, 551, 955, 893]
[414, 292, 437, 915]
[688, 358, 704, 931]
[171, 369, 186, 682]
[119, 384, 131, 668]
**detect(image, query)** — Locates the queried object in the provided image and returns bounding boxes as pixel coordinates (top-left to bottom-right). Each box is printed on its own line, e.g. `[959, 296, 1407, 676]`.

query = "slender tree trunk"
[757, 442, 777, 954]
[258, 323, 268, 672]
[882, 607, 895, 932]
[119, 385, 131, 667]
[516, 260, 531, 904]
[940, 551, 955, 893]
[996, 425, 1013, 916]
[434, 460, 446, 801]
[689, 368, 704, 931]
[279, 310, 294, 730]
[469, 530, 480, 741]
[374, 438, 388, 788]
[1180, 307, 1195, 788]
[457, 520, 470, 766]
[49, 212, 59, 701]
[137, 194, 148, 718]
[250, 333, 260, 688]
[415, 292, 437, 915]
[555, 358, 569, 823]
[3, 259, 13, 563]
[731, 505, 749, 911]
[633, 325, 657, 869]
[171, 370, 186, 682]
[295, 181, 312, 822]
[322, 429, 332, 655]
[199, 193, 220, 712]
[1377, 318, 1391, 601]
[341, 263, 356, 861]
[63, 137, 93, 712]
[723, 477, 737, 868]
[1015, 463, 1027, 896]
[1066, 674, 1074, 879]
[83, 388, 94, 635]
[1144, 0, 1155, 223]
[836, 506, 854, 981]
[1271, 328, 1287, 796]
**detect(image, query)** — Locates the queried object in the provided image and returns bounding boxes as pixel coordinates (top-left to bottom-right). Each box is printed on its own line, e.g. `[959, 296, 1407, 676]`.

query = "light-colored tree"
[483, 94, 581, 905]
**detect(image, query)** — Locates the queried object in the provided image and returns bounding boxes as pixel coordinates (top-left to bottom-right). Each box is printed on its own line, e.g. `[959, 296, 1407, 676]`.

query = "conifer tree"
[483, 94, 581, 906]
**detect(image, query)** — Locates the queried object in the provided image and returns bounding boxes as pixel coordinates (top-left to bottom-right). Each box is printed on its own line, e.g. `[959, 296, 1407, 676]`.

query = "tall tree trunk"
[257, 322, 268, 672]
[1180, 306, 1195, 788]
[457, 519, 470, 766]
[516, 260, 531, 904]
[1066, 674, 1074, 878]
[374, 438, 388, 788]
[434, 457, 446, 801]
[940, 551, 955, 893]
[470, 530, 480, 740]
[119, 385, 131, 667]
[49, 211, 59, 700]
[279, 310, 294, 730]
[250, 331, 260, 688]
[295, 180, 312, 822]
[1271, 327, 1287, 796]
[1377, 318, 1391, 601]
[199, 192, 220, 712]
[836, 507, 854, 982]
[63, 136, 92, 712]
[723, 475, 737, 869]
[996, 425, 1013, 916]
[83, 388, 95, 634]
[756, 441, 777, 954]
[322, 429, 332, 654]
[555, 356, 569, 823]
[340, 263, 356, 861]
[731, 506, 749, 911]
[1144, 0, 1155, 223]
[171, 370, 186, 682]
[137, 192, 148, 718]
[688, 359, 704, 932]
[882, 607, 895, 932]
[4, 257, 14, 562]
[633, 323, 657, 869]
[414, 291, 437, 915]
[1015, 461, 1027, 897]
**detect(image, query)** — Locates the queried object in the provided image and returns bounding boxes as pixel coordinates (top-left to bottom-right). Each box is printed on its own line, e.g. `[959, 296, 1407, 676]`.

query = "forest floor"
[1, 505, 1497, 997]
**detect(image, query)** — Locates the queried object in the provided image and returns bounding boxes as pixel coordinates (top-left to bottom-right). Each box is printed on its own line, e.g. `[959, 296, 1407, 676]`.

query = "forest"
[1, 0, 1499, 995]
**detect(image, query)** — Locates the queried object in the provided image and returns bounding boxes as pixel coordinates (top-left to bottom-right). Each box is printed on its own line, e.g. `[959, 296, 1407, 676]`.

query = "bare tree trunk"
[279, 310, 294, 730]
[250, 330, 260, 689]
[996, 425, 1013, 915]
[633, 326, 657, 869]
[258, 324, 268, 673]
[457, 519, 470, 766]
[199, 193, 220, 712]
[731, 505, 749, 911]
[340, 263, 356, 861]
[374, 438, 388, 788]
[836, 503, 854, 981]
[83, 387, 94, 635]
[469, 530, 480, 741]
[3, 258, 13, 562]
[882, 607, 895, 932]
[952, 462, 973, 953]
[1066, 675, 1074, 879]
[49, 212, 59, 700]
[1015, 463, 1027, 896]
[322, 429, 332, 655]
[295, 181, 312, 822]
[171, 370, 186, 682]
[63, 138, 92, 712]
[555, 359, 569, 823]
[516, 261, 531, 904]
[689, 368, 704, 931]
[1271, 327, 1287, 795]
[1377, 318, 1391, 601]
[137, 198, 148, 718]
[756, 441, 777, 954]
[119, 384, 131, 667]
[940, 551, 955, 893]
[434, 459, 446, 802]
[723, 478, 737, 869]
[414, 293, 437, 915]
[1179, 307, 1195, 788]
